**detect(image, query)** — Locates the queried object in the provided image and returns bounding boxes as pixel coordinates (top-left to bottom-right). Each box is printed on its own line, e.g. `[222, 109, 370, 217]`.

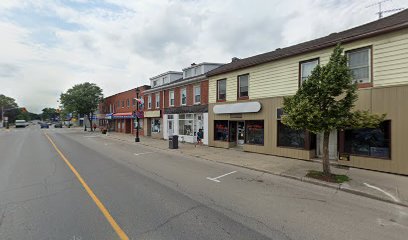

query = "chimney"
[191, 63, 196, 66]
[231, 57, 240, 62]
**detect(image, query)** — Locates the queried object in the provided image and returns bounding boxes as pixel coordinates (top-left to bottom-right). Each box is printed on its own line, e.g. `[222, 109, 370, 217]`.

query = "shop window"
[151, 119, 160, 133]
[300, 59, 319, 85]
[277, 120, 305, 148]
[214, 120, 229, 141]
[347, 47, 371, 84]
[238, 74, 249, 99]
[217, 79, 226, 101]
[179, 113, 194, 136]
[245, 120, 264, 145]
[344, 121, 391, 159]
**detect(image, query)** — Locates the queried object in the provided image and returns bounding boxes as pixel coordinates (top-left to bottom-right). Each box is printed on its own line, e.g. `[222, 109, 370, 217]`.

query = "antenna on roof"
[366, 0, 405, 19]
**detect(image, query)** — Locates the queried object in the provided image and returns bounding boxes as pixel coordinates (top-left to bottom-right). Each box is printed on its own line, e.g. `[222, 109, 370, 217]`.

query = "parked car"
[54, 123, 63, 128]
[40, 123, 49, 129]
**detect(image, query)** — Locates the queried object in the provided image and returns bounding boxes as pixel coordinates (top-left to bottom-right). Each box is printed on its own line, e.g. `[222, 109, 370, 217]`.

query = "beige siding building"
[206, 10, 408, 175]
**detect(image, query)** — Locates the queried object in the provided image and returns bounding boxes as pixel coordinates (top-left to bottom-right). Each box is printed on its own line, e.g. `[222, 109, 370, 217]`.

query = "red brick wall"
[201, 80, 209, 104]
[174, 87, 181, 107]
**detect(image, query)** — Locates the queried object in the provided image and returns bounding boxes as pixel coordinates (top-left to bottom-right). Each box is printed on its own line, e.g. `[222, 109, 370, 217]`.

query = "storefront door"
[237, 121, 245, 145]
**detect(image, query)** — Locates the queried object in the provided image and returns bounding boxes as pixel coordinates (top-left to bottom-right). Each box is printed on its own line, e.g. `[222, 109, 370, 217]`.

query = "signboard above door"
[213, 102, 261, 114]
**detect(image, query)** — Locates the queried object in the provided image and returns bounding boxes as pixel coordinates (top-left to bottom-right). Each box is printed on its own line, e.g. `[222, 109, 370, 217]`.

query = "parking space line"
[44, 133, 129, 240]
[207, 171, 237, 183]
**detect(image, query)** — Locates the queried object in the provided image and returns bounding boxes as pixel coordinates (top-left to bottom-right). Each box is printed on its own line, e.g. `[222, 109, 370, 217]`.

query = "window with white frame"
[300, 59, 319, 85]
[151, 118, 160, 133]
[179, 114, 194, 136]
[347, 47, 371, 84]
[169, 90, 175, 106]
[155, 93, 160, 108]
[181, 88, 187, 105]
[148, 95, 152, 109]
[194, 85, 201, 104]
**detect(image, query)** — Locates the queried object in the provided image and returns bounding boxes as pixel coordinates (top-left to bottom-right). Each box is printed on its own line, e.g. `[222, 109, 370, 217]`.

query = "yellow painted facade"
[208, 28, 408, 103]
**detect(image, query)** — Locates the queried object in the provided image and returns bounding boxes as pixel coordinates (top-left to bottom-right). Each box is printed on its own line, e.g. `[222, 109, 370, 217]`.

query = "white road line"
[363, 182, 400, 202]
[206, 171, 237, 183]
[134, 152, 153, 156]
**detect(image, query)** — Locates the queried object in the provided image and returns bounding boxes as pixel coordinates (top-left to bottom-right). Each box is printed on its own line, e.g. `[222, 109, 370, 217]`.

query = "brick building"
[99, 85, 149, 135]
[143, 63, 223, 144]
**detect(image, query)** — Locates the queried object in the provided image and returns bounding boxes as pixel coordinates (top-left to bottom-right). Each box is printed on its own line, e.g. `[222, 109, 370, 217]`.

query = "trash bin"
[169, 135, 179, 149]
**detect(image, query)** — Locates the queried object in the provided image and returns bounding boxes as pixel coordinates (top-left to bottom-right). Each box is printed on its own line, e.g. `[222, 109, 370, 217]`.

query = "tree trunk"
[322, 130, 331, 176]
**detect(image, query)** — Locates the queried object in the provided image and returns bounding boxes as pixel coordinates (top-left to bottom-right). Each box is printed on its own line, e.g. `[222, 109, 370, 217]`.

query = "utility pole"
[134, 89, 140, 142]
[367, 0, 405, 19]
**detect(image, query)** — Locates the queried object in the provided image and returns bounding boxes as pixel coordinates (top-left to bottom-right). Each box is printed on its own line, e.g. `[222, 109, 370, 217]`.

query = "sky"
[0, 0, 406, 113]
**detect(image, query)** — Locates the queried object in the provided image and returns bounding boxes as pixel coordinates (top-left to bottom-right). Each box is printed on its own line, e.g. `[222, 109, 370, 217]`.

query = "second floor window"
[300, 59, 319, 85]
[217, 79, 226, 101]
[169, 90, 174, 106]
[127, 99, 130, 107]
[148, 95, 152, 109]
[121, 101, 124, 108]
[347, 47, 371, 84]
[194, 85, 201, 104]
[238, 74, 249, 98]
[181, 88, 187, 105]
[155, 93, 160, 108]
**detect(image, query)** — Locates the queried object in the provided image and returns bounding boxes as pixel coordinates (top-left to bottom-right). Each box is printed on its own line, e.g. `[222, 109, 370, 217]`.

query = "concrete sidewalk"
[99, 130, 408, 207]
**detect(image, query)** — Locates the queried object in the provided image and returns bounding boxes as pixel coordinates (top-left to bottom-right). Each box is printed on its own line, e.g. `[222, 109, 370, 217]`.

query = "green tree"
[0, 94, 19, 125]
[41, 108, 58, 121]
[60, 82, 103, 131]
[282, 45, 385, 176]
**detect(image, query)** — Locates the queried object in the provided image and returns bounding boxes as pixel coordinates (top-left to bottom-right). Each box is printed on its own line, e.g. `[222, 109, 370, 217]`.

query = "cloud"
[0, 0, 406, 113]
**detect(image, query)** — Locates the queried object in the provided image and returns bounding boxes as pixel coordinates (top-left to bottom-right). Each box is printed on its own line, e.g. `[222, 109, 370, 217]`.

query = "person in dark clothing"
[195, 129, 204, 147]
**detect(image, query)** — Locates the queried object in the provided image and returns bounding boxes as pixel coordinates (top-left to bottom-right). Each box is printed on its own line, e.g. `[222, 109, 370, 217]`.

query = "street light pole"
[135, 89, 140, 142]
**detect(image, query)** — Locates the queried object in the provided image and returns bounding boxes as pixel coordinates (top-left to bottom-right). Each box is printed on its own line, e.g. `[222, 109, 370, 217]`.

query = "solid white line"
[206, 171, 237, 183]
[134, 152, 153, 156]
[363, 182, 400, 202]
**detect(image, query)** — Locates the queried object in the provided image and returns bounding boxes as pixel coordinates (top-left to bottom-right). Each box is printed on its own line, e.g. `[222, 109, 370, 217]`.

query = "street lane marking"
[206, 171, 237, 183]
[363, 182, 400, 202]
[134, 152, 153, 156]
[44, 133, 129, 240]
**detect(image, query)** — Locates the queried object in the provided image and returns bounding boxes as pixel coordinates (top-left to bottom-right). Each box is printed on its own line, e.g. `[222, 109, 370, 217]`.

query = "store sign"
[213, 102, 261, 114]
[144, 110, 161, 118]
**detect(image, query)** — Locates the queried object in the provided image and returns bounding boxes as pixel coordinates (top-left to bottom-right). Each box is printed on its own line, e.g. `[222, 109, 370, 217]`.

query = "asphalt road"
[0, 125, 407, 240]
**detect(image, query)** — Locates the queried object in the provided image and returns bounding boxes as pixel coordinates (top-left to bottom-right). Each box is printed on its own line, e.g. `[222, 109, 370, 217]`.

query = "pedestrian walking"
[195, 129, 203, 147]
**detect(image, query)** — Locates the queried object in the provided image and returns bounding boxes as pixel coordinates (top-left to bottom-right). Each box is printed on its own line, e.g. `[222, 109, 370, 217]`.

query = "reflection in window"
[245, 121, 264, 145]
[344, 121, 390, 158]
[217, 79, 226, 101]
[300, 59, 318, 84]
[179, 114, 194, 136]
[347, 48, 370, 83]
[238, 74, 249, 98]
[151, 118, 160, 133]
[214, 120, 229, 141]
[277, 121, 305, 148]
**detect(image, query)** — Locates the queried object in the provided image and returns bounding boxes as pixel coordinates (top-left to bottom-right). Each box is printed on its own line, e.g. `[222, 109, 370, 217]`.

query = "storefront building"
[99, 85, 149, 136]
[206, 10, 408, 175]
[143, 63, 223, 144]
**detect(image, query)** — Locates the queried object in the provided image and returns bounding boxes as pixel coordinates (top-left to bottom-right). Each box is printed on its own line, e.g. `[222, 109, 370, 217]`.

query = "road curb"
[102, 134, 408, 208]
